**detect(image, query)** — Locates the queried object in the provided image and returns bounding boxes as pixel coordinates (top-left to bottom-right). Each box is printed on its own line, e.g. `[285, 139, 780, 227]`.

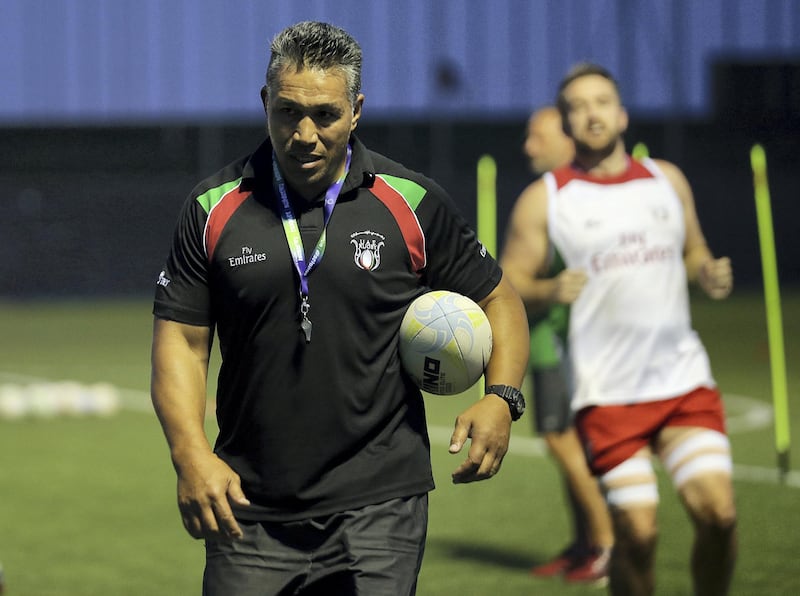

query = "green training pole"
[475, 154, 497, 398]
[631, 142, 650, 159]
[751, 143, 791, 480]
[476, 154, 497, 256]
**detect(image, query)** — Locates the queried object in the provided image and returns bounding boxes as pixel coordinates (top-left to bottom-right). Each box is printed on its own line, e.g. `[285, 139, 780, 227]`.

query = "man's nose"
[293, 116, 318, 144]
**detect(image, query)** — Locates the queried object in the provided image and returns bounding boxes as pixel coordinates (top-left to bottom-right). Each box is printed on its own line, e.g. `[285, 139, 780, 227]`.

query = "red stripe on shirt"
[552, 157, 655, 189]
[369, 176, 426, 272]
[205, 185, 251, 261]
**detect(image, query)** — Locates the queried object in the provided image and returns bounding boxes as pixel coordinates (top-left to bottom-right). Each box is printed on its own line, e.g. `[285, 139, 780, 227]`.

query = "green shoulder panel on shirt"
[378, 174, 427, 209]
[195, 178, 243, 214]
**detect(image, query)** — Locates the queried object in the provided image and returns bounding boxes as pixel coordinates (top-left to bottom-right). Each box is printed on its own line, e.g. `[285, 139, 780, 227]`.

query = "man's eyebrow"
[275, 98, 342, 112]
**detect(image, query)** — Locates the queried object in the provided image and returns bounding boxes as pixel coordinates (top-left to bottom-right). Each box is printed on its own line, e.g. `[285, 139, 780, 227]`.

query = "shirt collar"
[240, 135, 376, 195]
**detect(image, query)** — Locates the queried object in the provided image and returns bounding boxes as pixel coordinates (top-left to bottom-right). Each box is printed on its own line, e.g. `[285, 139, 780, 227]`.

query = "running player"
[505, 106, 614, 584]
[501, 64, 737, 595]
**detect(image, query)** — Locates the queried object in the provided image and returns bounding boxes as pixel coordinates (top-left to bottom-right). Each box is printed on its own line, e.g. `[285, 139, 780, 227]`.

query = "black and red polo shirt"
[153, 135, 502, 521]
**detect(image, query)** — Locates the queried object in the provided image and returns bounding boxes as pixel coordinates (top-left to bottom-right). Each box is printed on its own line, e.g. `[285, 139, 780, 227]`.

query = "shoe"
[564, 547, 610, 586]
[530, 544, 585, 577]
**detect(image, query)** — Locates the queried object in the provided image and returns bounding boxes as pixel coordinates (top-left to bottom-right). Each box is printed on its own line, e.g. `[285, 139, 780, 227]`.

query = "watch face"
[487, 385, 525, 419]
[512, 394, 525, 419]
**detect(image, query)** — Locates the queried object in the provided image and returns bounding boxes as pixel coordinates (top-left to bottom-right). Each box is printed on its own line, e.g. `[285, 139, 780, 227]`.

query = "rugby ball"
[399, 290, 493, 395]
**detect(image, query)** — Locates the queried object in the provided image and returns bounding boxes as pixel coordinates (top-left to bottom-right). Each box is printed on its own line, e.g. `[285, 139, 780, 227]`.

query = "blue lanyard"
[272, 145, 352, 342]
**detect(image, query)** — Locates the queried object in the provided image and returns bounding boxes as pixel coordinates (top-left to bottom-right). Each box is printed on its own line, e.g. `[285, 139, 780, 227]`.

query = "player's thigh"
[657, 426, 735, 526]
[202, 520, 306, 596]
[203, 495, 428, 596]
[600, 449, 659, 543]
[677, 471, 737, 529]
[333, 494, 428, 596]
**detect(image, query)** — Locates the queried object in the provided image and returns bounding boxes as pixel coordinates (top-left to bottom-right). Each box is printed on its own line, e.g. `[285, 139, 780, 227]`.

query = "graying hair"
[266, 21, 362, 107]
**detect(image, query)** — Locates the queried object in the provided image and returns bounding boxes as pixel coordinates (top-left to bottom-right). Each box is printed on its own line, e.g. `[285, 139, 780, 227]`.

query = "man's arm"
[499, 180, 587, 316]
[150, 317, 249, 541]
[449, 272, 530, 483]
[656, 159, 733, 299]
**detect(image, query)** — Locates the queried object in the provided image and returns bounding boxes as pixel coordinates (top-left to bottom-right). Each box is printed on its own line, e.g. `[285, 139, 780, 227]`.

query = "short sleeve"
[152, 196, 213, 326]
[415, 181, 502, 302]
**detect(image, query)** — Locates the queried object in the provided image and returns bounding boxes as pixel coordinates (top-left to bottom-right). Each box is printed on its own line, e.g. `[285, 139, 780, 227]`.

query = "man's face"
[561, 74, 627, 157]
[264, 66, 363, 201]
[523, 110, 574, 176]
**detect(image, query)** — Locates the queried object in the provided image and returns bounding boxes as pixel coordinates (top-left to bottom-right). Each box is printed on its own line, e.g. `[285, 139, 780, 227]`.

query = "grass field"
[1, 289, 799, 595]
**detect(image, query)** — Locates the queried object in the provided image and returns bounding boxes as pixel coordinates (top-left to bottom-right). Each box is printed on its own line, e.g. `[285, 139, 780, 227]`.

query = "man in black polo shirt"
[151, 21, 529, 596]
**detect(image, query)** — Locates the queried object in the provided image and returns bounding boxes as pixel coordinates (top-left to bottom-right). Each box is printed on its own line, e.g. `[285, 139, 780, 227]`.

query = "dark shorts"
[203, 494, 428, 596]
[531, 364, 574, 434]
[528, 317, 573, 434]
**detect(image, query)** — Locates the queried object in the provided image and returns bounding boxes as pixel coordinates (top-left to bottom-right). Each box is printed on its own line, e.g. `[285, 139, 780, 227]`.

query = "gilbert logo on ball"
[399, 290, 493, 395]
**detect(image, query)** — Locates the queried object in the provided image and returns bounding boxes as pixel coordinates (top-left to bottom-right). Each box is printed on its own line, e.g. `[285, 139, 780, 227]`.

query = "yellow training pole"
[475, 155, 497, 399]
[631, 142, 650, 159]
[476, 155, 497, 256]
[751, 143, 791, 480]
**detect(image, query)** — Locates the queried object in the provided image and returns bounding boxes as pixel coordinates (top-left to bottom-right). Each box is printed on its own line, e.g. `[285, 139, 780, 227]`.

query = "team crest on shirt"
[350, 230, 385, 271]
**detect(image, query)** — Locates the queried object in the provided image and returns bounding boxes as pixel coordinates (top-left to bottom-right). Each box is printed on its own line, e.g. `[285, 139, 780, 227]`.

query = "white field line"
[1, 372, 797, 488]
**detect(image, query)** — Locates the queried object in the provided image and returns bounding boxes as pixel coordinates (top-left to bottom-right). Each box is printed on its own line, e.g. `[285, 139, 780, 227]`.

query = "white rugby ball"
[399, 290, 493, 395]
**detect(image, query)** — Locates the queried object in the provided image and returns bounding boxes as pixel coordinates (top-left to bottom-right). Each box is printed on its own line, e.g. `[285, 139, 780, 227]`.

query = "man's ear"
[619, 106, 629, 135]
[351, 93, 365, 132]
[260, 86, 268, 112]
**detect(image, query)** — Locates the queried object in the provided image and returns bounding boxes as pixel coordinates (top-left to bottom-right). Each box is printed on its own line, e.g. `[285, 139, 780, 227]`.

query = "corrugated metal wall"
[1, 0, 798, 123]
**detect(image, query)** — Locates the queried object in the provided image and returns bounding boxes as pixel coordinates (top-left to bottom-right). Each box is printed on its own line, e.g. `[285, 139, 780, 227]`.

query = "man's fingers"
[451, 455, 498, 483]
[556, 269, 588, 303]
[228, 478, 251, 507]
[451, 439, 506, 483]
[180, 502, 221, 540]
[180, 511, 205, 540]
[449, 423, 468, 453]
[701, 258, 733, 299]
[451, 456, 481, 483]
[179, 491, 244, 541]
[211, 497, 243, 539]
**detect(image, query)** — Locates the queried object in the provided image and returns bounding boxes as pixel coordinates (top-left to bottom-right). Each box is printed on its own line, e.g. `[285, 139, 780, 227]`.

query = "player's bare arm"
[500, 180, 587, 312]
[151, 318, 250, 541]
[450, 275, 529, 484]
[656, 158, 733, 299]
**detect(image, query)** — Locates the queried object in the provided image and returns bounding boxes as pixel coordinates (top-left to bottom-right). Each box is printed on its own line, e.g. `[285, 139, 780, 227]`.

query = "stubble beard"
[574, 135, 620, 165]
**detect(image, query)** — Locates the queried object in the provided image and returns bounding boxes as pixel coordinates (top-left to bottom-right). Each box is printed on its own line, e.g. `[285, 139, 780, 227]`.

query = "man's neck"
[289, 157, 349, 204]
[574, 141, 628, 178]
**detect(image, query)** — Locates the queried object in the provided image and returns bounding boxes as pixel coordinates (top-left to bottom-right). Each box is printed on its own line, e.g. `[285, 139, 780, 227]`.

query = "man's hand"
[449, 395, 512, 483]
[174, 450, 250, 541]
[699, 257, 733, 299]
[551, 269, 588, 304]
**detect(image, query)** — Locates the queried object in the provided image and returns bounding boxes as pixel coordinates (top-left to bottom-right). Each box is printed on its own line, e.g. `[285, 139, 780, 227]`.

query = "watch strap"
[485, 384, 525, 421]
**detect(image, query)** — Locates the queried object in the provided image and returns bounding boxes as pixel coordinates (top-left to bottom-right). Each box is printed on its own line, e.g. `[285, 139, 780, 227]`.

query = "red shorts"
[575, 386, 727, 476]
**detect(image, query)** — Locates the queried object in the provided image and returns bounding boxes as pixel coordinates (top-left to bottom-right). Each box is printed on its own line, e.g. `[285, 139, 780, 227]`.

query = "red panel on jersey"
[369, 176, 426, 273]
[205, 185, 251, 261]
[553, 157, 655, 190]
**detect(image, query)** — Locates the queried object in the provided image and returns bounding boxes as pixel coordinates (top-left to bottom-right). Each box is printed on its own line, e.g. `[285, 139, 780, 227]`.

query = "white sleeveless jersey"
[544, 157, 715, 410]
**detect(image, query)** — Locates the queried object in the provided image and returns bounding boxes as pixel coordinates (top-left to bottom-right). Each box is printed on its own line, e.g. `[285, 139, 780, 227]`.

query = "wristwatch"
[486, 384, 526, 421]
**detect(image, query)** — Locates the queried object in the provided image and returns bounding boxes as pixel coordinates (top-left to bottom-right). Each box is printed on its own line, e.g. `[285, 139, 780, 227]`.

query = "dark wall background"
[2, 109, 798, 299]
